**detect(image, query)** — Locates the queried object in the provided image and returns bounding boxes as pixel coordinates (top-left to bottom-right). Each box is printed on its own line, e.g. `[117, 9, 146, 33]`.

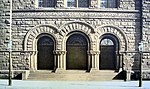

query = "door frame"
[34, 33, 56, 70]
[99, 34, 119, 71]
[65, 31, 91, 71]
[37, 35, 55, 70]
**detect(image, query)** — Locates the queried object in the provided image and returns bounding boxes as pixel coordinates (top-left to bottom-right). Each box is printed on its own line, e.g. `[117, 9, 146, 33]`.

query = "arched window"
[100, 0, 118, 8]
[38, 0, 55, 7]
[101, 38, 114, 46]
[67, 0, 89, 7]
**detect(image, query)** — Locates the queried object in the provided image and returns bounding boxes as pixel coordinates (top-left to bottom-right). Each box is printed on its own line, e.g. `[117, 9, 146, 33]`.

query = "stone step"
[27, 70, 119, 81]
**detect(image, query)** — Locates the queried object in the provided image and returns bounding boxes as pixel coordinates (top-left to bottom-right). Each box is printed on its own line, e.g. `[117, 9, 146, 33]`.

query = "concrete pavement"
[0, 80, 150, 89]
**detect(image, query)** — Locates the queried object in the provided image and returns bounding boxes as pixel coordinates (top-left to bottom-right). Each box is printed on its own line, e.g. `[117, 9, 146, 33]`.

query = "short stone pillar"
[89, 50, 100, 72]
[123, 54, 134, 81]
[54, 50, 66, 72]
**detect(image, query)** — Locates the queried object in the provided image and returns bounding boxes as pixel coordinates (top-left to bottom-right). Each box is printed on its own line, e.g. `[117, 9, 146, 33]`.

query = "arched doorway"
[37, 36, 54, 70]
[66, 34, 88, 70]
[100, 35, 118, 70]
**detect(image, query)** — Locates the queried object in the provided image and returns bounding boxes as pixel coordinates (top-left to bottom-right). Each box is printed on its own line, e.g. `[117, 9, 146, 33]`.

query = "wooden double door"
[37, 36, 54, 70]
[66, 34, 88, 70]
[100, 38, 116, 70]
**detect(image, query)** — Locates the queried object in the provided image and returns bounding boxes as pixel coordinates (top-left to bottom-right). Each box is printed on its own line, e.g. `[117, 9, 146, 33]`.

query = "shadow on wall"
[0, 72, 22, 80]
[13, 73, 22, 79]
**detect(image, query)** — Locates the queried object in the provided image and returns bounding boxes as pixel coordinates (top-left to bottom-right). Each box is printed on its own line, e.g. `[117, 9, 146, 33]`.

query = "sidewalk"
[0, 80, 150, 89]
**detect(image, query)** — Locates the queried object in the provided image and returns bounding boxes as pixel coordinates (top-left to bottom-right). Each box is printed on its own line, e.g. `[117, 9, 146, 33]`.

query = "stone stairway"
[27, 70, 119, 81]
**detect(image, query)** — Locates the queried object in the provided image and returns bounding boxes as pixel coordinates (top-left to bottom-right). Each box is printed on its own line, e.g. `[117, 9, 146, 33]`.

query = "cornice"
[13, 9, 140, 13]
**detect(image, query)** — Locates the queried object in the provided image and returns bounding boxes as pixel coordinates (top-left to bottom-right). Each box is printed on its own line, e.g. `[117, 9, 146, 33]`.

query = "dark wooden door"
[100, 38, 116, 70]
[66, 34, 88, 70]
[37, 36, 54, 70]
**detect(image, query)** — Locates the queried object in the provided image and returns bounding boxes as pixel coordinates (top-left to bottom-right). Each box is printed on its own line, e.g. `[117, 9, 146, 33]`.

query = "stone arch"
[58, 21, 96, 36]
[66, 31, 91, 46]
[57, 21, 95, 70]
[24, 25, 59, 51]
[97, 25, 128, 52]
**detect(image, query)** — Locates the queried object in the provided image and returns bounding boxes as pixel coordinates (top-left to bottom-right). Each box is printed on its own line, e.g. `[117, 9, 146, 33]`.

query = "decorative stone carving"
[97, 25, 128, 52]
[56, 0, 64, 7]
[24, 25, 58, 51]
[123, 54, 134, 80]
[89, 50, 100, 55]
[59, 21, 95, 36]
[13, 11, 139, 19]
[54, 50, 66, 55]
[123, 55, 134, 71]
[90, 0, 98, 8]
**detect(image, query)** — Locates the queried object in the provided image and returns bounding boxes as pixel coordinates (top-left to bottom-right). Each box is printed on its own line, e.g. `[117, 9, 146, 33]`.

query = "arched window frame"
[101, 38, 114, 46]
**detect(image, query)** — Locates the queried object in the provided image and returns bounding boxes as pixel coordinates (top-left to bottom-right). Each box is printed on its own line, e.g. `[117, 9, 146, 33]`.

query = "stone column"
[116, 51, 121, 72]
[119, 53, 123, 72]
[53, 51, 57, 72]
[30, 51, 37, 70]
[90, 50, 100, 72]
[54, 50, 66, 72]
[87, 52, 91, 72]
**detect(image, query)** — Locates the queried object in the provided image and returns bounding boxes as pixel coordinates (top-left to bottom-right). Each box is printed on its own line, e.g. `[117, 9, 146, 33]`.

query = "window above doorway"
[101, 38, 114, 46]
[36, 0, 118, 8]
[67, 0, 89, 8]
[38, 0, 56, 7]
[100, 0, 118, 8]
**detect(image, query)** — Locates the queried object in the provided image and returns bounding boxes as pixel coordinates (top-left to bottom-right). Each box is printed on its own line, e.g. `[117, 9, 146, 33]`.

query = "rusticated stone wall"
[142, 0, 150, 79]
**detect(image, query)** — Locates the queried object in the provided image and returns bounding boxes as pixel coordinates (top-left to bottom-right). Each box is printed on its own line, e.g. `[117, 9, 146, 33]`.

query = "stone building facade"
[0, 0, 150, 80]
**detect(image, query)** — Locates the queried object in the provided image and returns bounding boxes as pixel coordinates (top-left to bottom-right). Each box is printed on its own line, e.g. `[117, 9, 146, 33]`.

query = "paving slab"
[0, 80, 150, 89]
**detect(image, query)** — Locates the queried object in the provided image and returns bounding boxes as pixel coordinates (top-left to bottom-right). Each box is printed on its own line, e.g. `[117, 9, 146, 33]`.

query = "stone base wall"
[0, 52, 30, 70]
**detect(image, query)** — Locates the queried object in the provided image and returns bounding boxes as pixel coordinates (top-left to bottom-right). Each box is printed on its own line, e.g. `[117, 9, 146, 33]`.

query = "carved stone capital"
[28, 50, 37, 55]
[123, 55, 134, 71]
[54, 50, 66, 55]
[89, 50, 100, 55]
